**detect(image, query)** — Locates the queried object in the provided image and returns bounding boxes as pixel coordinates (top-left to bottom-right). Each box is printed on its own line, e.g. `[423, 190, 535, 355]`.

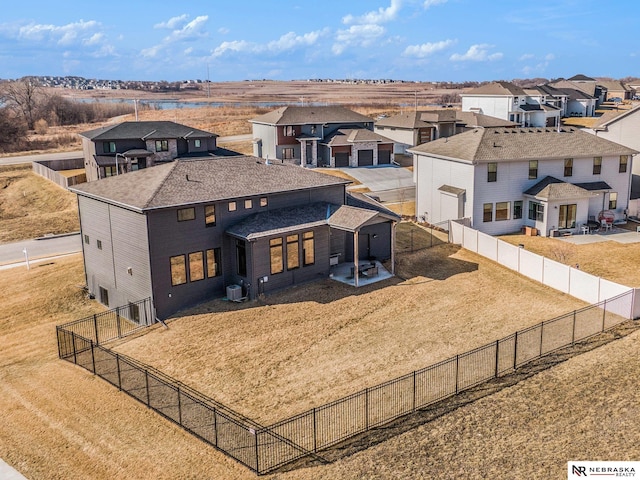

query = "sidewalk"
[0, 459, 27, 480]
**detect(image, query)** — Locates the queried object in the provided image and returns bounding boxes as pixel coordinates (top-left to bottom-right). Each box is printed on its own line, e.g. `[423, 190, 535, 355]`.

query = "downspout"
[391, 221, 397, 275]
[354, 230, 359, 287]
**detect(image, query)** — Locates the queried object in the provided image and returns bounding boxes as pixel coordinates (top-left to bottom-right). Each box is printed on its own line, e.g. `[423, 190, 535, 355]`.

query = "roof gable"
[250, 106, 372, 126]
[463, 81, 528, 97]
[80, 121, 217, 141]
[71, 155, 349, 211]
[409, 127, 638, 162]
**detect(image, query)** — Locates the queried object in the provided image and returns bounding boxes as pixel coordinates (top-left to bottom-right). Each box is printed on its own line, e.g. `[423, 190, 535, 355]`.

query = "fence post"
[90, 341, 96, 374]
[412, 370, 416, 412]
[602, 299, 607, 331]
[145, 370, 150, 406]
[365, 388, 369, 430]
[572, 310, 576, 345]
[312, 407, 317, 453]
[93, 314, 99, 345]
[455, 355, 459, 394]
[117, 308, 122, 338]
[539, 322, 544, 357]
[254, 429, 260, 474]
[494, 340, 500, 378]
[513, 331, 519, 370]
[71, 332, 77, 365]
[177, 386, 182, 425]
[213, 407, 218, 447]
[116, 353, 122, 391]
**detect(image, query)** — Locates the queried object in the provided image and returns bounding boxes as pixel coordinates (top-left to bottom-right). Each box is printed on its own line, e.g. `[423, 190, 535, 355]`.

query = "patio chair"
[601, 220, 612, 232]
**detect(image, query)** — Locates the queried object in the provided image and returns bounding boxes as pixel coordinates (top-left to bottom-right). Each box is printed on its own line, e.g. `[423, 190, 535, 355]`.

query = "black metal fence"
[396, 220, 450, 253]
[56, 290, 634, 475]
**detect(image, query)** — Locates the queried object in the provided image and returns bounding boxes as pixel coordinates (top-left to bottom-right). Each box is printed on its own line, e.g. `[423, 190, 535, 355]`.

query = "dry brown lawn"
[114, 244, 588, 425]
[499, 230, 640, 286]
[1, 249, 639, 479]
[0, 165, 80, 244]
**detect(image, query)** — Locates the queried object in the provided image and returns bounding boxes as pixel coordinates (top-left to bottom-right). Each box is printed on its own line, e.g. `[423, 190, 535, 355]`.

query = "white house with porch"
[409, 126, 637, 237]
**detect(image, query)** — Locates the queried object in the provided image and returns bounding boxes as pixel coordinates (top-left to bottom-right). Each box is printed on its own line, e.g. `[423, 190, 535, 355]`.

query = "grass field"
[0, 165, 80, 243]
[114, 243, 589, 425]
[2, 249, 639, 479]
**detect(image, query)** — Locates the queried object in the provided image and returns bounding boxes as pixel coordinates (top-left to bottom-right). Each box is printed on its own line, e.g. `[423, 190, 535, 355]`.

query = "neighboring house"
[250, 106, 394, 167]
[546, 80, 598, 116]
[70, 156, 399, 319]
[583, 105, 640, 216]
[409, 127, 637, 237]
[549, 75, 606, 106]
[596, 79, 633, 101]
[461, 82, 561, 127]
[374, 109, 515, 154]
[80, 121, 219, 182]
[321, 128, 394, 167]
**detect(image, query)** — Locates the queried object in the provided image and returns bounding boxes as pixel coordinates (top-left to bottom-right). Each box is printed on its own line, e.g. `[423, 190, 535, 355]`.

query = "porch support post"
[391, 221, 397, 275]
[312, 139, 318, 167]
[354, 230, 359, 287]
[300, 140, 307, 167]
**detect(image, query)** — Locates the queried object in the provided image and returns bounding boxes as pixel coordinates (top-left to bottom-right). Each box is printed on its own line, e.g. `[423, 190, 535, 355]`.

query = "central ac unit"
[226, 284, 242, 302]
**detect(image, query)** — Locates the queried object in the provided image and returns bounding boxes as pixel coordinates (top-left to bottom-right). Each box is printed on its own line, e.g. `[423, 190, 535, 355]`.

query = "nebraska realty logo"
[568, 461, 639, 478]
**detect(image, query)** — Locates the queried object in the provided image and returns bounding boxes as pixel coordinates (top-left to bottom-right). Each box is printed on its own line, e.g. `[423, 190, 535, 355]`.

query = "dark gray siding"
[147, 204, 227, 319]
[78, 196, 153, 311]
[251, 226, 330, 297]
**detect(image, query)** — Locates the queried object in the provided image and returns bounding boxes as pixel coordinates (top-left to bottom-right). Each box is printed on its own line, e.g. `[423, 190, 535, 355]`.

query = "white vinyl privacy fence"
[449, 221, 638, 319]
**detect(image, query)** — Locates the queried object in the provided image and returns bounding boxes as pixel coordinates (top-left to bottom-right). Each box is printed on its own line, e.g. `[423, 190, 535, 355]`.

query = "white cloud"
[424, 0, 448, 8]
[213, 30, 325, 57]
[332, 24, 385, 55]
[154, 14, 189, 29]
[168, 15, 209, 41]
[519, 53, 534, 61]
[450, 44, 503, 61]
[267, 30, 323, 52]
[343, 0, 403, 25]
[83, 33, 104, 46]
[545, 53, 555, 61]
[218, 27, 230, 35]
[18, 20, 99, 46]
[403, 39, 455, 57]
[141, 15, 209, 58]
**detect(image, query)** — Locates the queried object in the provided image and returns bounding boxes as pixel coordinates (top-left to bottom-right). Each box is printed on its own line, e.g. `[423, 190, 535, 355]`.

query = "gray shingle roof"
[324, 128, 393, 146]
[455, 111, 517, 128]
[226, 201, 396, 239]
[346, 192, 401, 219]
[226, 202, 335, 240]
[524, 176, 593, 200]
[408, 127, 637, 163]
[463, 81, 528, 97]
[592, 104, 640, 130]
[250, 106, 372, 126]
[568, 74, 596, 82]
[375, 112, 432, 129]
[70, 156, 349, 211]
[79, 121, 218, 141]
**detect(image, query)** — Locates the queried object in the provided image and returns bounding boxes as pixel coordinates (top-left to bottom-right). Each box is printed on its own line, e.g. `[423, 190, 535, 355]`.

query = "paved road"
[341, 165, 415, 203]
[339, 165, 414, 192]
[217, 133, 253, 144]
[0, 151, 83, 166]
[0, 233, 82, 268]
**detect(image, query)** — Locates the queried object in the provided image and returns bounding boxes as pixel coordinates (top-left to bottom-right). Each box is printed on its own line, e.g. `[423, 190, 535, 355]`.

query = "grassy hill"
[0, 165, 79, 243]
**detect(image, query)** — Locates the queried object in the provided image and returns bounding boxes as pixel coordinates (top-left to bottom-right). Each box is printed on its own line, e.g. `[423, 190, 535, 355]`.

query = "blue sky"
[1, 0, 637, 82]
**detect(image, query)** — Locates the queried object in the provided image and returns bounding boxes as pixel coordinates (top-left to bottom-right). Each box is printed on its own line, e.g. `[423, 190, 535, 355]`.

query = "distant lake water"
[68, 98, 326, 109]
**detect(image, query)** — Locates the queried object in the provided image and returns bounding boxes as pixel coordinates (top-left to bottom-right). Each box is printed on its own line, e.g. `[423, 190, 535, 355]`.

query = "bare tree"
[0, 78, 44, 130]
[0, 107, 27, 152]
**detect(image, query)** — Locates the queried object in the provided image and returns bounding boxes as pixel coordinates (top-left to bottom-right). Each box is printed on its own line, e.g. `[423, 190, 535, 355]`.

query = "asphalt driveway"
[339, 165, 415, 203]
